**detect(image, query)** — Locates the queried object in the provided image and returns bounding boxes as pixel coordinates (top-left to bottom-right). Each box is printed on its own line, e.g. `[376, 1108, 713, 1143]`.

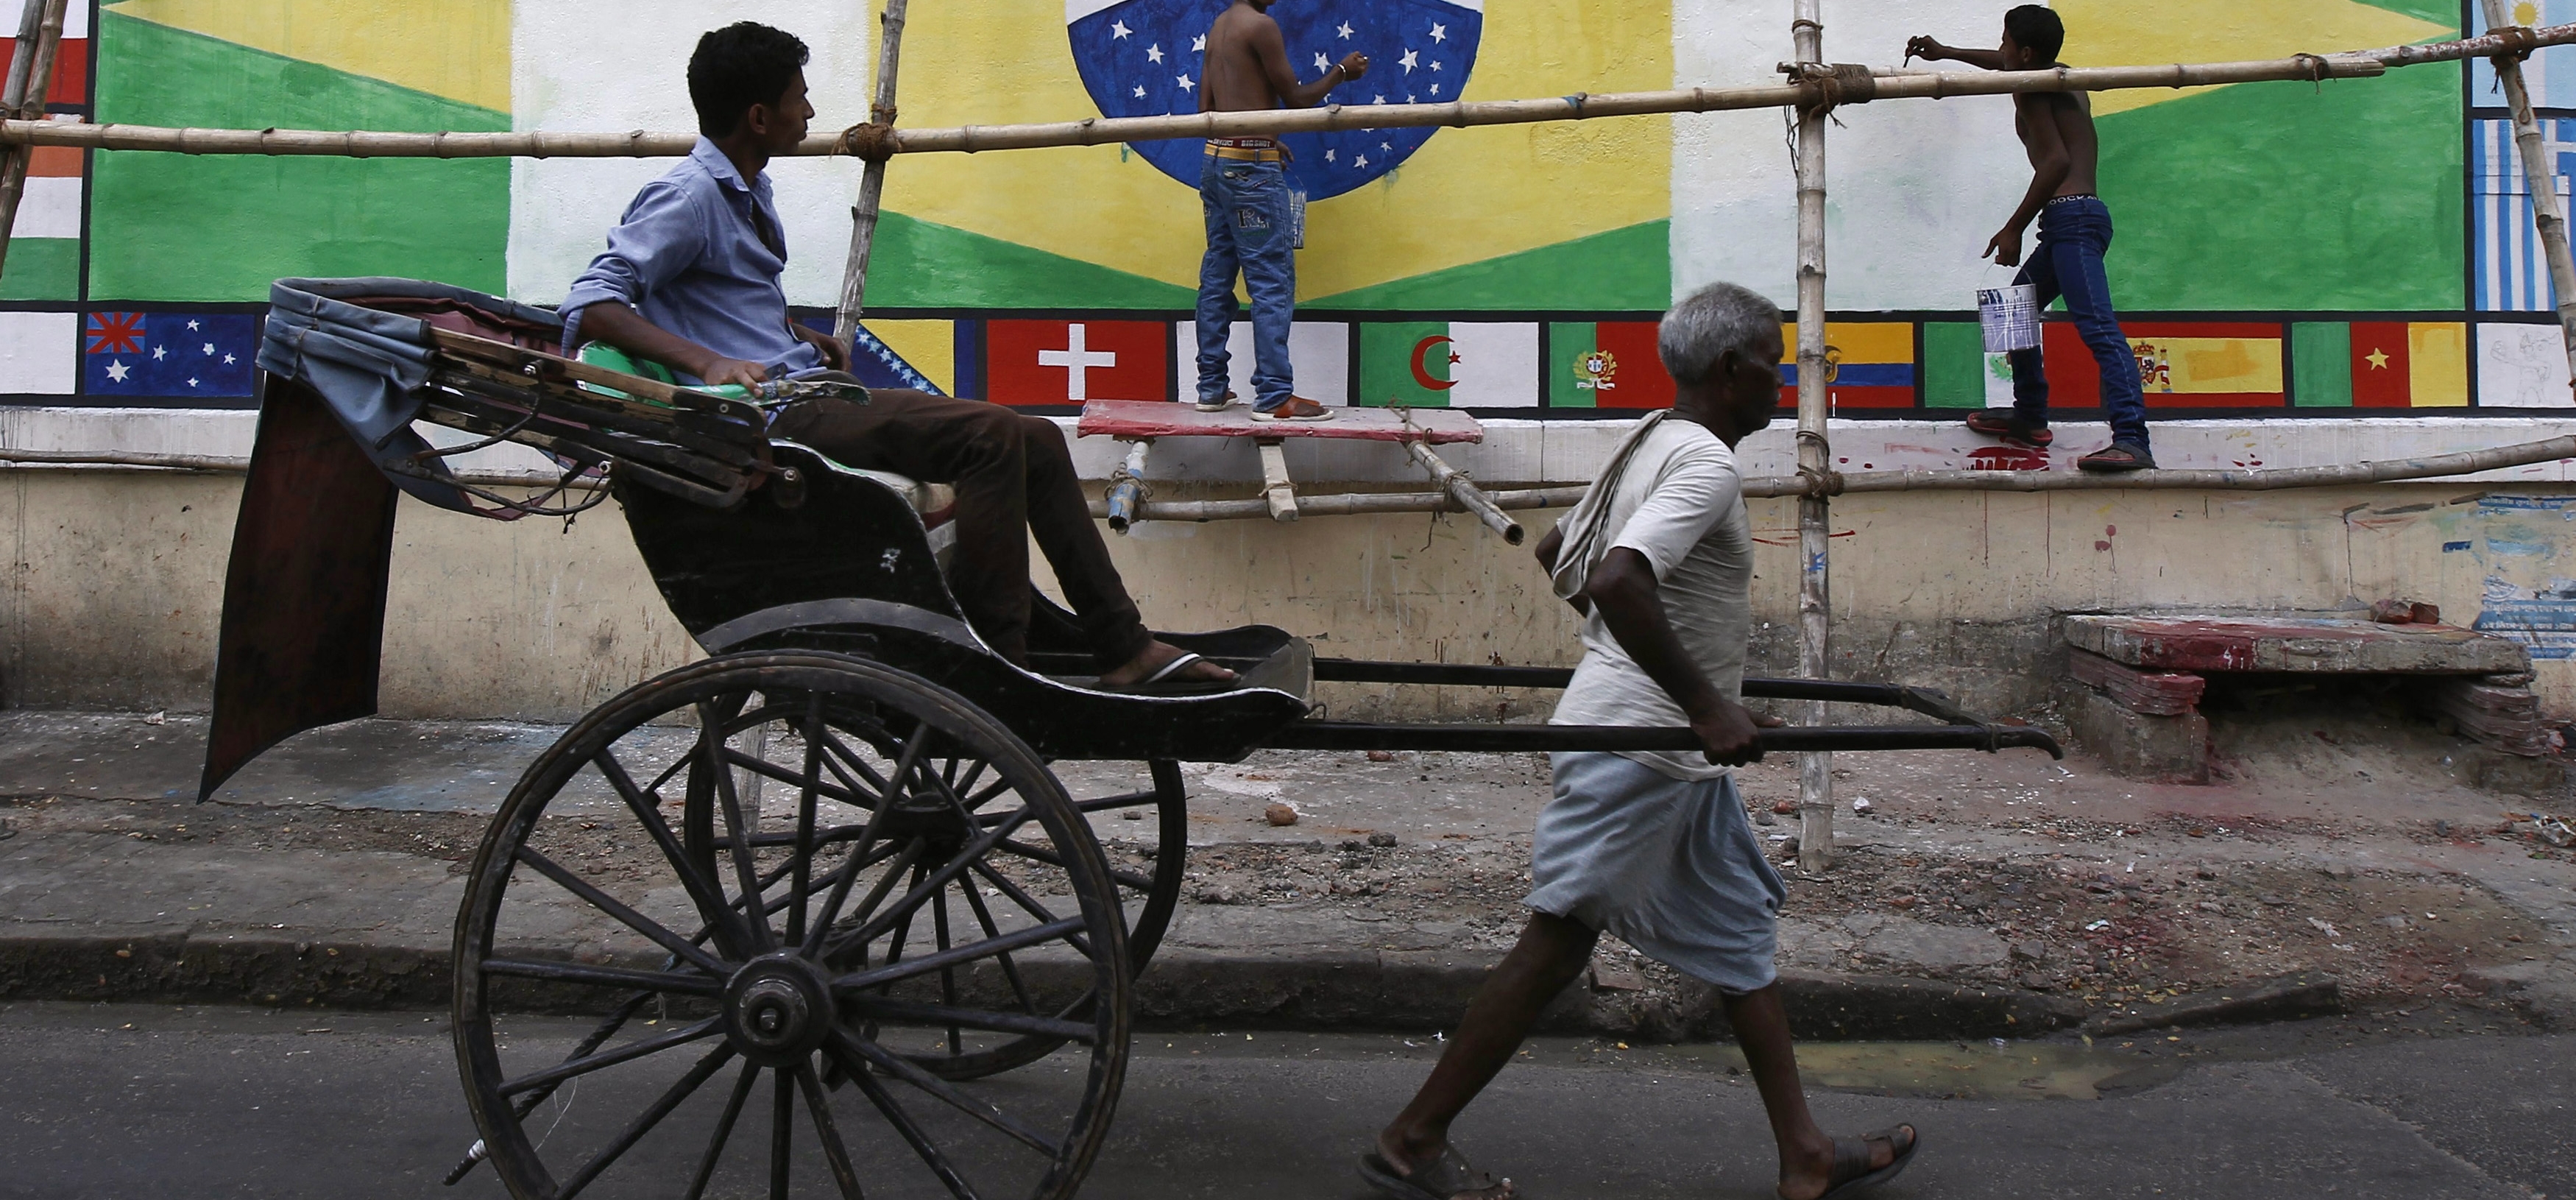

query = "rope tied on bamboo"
[839, 119, 897, 161]
[1791, 63, 1878, 113]
[2492, 23, 2541, 64]
[2293, 53, 2332, 93]
[1794, 462, 1847, 498]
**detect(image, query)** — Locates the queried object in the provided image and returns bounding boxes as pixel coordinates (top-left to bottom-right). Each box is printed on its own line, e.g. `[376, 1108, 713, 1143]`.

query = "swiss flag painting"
[986, 320, 1167, 406]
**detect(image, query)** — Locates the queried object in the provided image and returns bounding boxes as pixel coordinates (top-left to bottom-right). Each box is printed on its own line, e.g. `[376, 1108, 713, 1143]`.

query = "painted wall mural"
[0, 0, 2565, 417]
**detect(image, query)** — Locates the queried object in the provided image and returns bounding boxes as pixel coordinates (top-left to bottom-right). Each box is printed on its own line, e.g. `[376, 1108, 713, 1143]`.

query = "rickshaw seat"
[574, 342, 955, 522]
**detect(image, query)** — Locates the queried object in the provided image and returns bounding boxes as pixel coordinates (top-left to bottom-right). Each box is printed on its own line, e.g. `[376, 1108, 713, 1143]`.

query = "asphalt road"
[0, 1002, 2566, 1199]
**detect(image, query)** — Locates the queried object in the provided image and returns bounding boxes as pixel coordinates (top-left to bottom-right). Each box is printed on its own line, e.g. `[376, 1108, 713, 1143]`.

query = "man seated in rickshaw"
[561, 21, 1233, 689]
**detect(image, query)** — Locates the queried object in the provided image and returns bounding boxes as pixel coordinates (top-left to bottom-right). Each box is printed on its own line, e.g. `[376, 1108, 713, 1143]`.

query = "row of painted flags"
[0, 4, 91, 304]
[4, 307, 2563, 408]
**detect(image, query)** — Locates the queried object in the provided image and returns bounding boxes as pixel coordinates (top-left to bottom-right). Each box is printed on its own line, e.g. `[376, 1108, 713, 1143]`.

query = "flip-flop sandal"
[1357, 1147, 1512, 1200]
[1819, 1124, 1920, 1199]
[1093, 651, 1239, 695]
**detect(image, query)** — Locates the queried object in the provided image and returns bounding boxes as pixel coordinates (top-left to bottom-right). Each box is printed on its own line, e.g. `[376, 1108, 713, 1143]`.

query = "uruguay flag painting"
[1066, 0, 1484, 201]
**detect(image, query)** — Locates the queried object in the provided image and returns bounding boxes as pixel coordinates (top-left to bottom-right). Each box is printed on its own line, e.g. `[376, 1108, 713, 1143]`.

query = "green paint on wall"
[88, 14, 509, 301]
[2096, 67, 2461, 311]
[1547, 322, 1598, 409]
[1922, 322, 1990, 409]
[866, 211, 1194, 309]
[1304, 221, 1670, 312]
[2353, 0, 2456, 26]
[0, 239, 79, 300]
[2291, 322, 2355, 406]
[1355, 322, 1451, 407]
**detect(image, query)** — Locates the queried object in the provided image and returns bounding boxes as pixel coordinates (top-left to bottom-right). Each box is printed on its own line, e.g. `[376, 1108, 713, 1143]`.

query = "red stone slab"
[1076, 399, 1484, 443]
[2063, 615, 2530, 676]
[2068, 650, 2205, 716]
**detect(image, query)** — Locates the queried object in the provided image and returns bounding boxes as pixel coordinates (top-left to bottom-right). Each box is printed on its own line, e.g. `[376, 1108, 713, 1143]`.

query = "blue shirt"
[560, 137, 822, 384]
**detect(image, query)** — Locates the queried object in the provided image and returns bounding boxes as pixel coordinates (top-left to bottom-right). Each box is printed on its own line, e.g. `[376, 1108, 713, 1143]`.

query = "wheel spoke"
[514, 846, 731, 976]
[554, 1042, 737, 1200]
[840, 1048, 986, 1200]
[480, 958, 723, 997]
[993, 836, 1154, 892]
[817, 727, 900, 800]
[969, 861, 1095, 959]
[498, 1015, 724, 1098]
[833, 917, 1089, 994]
[824, 806, 1037, 960]
[594, 748, 756, 956]
[697, 698, 776, 954]
[811, 837, 924, 961]
[841, 995, 1097, 1042]
[789, 694, 827, 945]
[768, 1063, 793, 1200]
[1070, 789, 1159, 813]
[957, 883, 1038, 1016]
[828, 1028, 1061, 1156]
[933, 884, 963, 1056]
[683, 1063, 760, 1200]
[721, 745, 877, 810]
[793, 1062, 869, 1200]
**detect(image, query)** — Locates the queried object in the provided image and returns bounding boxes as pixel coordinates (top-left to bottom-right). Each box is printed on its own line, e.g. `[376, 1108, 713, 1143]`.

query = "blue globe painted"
[1066, 0, 1484, 201]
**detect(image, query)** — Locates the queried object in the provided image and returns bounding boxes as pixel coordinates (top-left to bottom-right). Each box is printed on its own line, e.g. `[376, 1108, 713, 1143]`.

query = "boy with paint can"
[1909, 6, 2155, 473]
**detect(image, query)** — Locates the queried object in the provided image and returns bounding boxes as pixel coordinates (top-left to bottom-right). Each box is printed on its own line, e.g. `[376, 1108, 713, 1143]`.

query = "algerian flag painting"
[1066, 0, 1484, 200]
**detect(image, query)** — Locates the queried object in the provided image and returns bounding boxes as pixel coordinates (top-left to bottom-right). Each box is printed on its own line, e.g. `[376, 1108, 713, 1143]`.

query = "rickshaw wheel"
[453, 651, 1128, 1200]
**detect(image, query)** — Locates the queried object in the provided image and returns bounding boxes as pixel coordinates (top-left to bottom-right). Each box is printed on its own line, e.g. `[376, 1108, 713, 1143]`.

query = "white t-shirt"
[1548, 417, 1755, 782]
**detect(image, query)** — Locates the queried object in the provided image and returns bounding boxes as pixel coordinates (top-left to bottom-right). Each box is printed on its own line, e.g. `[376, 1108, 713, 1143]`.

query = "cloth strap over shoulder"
[1548, 409, 1669, 603]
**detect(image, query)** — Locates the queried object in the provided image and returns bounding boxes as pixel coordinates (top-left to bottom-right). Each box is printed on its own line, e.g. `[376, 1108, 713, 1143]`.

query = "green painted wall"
[2098, 67, 2463, 312]
[0, 240, 79, 301]
[86, 14, 509, 302]
[866, 211, 1195, 309]
[1306, 222, 1671, 312]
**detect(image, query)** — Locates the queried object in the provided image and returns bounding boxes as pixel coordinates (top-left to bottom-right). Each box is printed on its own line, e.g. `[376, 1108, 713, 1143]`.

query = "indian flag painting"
[1066, 0, 1484, 201]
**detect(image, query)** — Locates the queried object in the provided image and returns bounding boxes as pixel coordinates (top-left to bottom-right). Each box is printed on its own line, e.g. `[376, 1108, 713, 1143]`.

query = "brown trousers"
[768, 388, 1151, 669]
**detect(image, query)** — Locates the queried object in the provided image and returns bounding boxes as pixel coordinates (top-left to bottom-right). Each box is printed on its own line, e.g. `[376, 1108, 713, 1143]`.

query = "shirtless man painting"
[1910, 5, 2154, 473]
[1192, 1, 1367, 423]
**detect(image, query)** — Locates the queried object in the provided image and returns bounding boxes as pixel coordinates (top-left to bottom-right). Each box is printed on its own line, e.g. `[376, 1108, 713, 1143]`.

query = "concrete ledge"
[2063, 683, 2210, 783]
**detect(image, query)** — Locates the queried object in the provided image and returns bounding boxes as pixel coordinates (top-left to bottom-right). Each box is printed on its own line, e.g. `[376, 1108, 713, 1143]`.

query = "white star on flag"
[1373, 93, 1387, 103]
[1191, 34, 1205, 52]
[1354, 153, 1369, 168]
[202, 342, 216, 355]
[152, 346, 166, 360]
[104, 359, 129, 383]
[1133, 84, 1146, 97]
[1430, 82, 1440, 94]
[1337, 21, 1354, 39]
[1380, 141, 1393, 151]
[186, 378, 199, 388]
[222, 353, 236, 364]
[1314, 52, 1328, 72]
[1430, 60, 1442, 71]
[1146, 42, 1163, 64]
[1325, 148, 1336, 161]
[1176, 73, 1193, 91]
[1110, 19, 1130, 39]
[1399, 49, 1418, 73]
[1430, 22, 1447, 43]
[185, 319, 200, 331]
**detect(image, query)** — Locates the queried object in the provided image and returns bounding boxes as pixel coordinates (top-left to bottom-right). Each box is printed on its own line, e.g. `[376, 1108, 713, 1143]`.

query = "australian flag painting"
[1067, 0, 1483, 201]
[85, 311, 259, 399]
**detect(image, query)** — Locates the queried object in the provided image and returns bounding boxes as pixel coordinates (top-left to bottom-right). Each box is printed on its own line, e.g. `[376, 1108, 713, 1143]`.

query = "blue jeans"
[2008, 196, 2148, 448]
[1196, 155, 1296, 409]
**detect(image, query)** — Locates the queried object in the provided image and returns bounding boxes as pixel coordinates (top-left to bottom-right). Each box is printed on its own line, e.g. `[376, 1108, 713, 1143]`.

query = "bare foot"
[1369, 1129, 1514, 1199]
[1777, 1124, 1913, 1200]
[1097, 639, 1237, 688]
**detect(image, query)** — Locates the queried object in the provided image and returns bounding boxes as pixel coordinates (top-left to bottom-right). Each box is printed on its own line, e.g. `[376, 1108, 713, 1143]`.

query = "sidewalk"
[2, 707, 2571, 1040]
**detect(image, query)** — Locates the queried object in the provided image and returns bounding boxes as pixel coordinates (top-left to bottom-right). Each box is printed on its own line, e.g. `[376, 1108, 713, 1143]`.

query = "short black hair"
[2004, 5, 2064, 63]
[688, 23, 810, 138]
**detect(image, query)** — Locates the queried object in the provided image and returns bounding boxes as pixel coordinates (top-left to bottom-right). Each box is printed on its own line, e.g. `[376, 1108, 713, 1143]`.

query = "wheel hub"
[723, 951, 836, 1066]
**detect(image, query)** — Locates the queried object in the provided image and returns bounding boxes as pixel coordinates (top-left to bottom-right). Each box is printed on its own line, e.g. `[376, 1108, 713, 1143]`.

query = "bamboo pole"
[6, 26, 2571, 161]
[1790, 4, 1835, 872]
[832, 0, 909, 345]
[0, 0, 66, 281]
[2480, 2, 2576, 399]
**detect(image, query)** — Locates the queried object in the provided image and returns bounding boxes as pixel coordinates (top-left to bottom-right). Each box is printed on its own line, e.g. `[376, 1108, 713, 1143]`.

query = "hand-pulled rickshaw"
[202, 278, 2059, 1199]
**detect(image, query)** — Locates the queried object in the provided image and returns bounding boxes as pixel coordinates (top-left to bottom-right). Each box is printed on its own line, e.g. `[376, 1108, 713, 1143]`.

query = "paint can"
[1978, 283, 2041, 353]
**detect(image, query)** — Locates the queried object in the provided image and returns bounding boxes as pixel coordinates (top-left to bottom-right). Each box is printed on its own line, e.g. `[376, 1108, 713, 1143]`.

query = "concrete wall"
[14, 408, 2576, 724]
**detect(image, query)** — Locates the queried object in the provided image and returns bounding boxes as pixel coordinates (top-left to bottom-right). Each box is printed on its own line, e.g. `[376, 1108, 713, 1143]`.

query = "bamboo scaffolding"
[1790, 2, 1835, 871]
[4, 25, 2570, 160]
[0, 0, 67, 280]
[2480, 0, 2576, 398]
[832, 0, 910, 344]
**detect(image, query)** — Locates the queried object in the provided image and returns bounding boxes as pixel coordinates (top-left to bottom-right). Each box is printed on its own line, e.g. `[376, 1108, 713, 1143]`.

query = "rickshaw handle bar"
[1262, 721, 2064, 758]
